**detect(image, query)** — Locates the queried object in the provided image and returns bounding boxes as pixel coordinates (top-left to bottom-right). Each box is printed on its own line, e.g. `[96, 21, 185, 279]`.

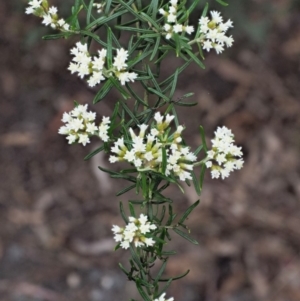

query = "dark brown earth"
[1, 1, 300, 301]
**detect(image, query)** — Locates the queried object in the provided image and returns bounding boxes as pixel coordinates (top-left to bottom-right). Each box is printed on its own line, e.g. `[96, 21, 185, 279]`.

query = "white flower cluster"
[68, 43, 138, 87]
[199, 11, 234, 54]
[93, 3, 104, 13]
[58, 104, 110, 146]
[109, 112, 197, 182]
[112, 214, 157, 249]
[154, 293, 174, 301]
[159, 0, 194, 39]
[206, 126, 243, 179]
[25, 0, 70, 31]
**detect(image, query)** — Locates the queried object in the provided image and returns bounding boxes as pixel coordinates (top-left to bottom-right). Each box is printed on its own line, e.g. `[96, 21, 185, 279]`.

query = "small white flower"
[49, 6, 58, 15]
[57, 19, 65, 27]
[164, 24, 172, 31]
[113, 48, 128, 71]
[86, 123, 98, 134]
[63, 23, 70, 31]
[199, 11, 234, 54]
[202, 40, 213, 52]
[78, 134, 90, 146]
[206, 161, 212, 168]
[29, 0, 42, 9]
[173, 24, 183, 33]
[117, 71, 137, 85]
[206, 126, 243, 179]
[214, 43, 224, 54]
[167, 14, 176, 23]
[144, 237, 155, 247]
[159, 8, 167, 16]
[109, 156, 119, 163]
[211, 169, 220, 179]
[184, 25, 194, 34]
[42, 14, 53, 26]
[211, 11, 223, 24]
[154, 293, 174, 301]
[66, 134, 77, 144]
[166, 33, 172, 39]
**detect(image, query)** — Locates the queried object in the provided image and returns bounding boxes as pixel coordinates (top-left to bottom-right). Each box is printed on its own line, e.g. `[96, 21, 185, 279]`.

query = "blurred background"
[1, 0, 300, 300]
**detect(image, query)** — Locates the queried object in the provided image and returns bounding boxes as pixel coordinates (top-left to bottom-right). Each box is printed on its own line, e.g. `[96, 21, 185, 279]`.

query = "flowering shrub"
[26, 0, 243, 300]
[199, 11, 234, 54]
[68, 43, 138, 87]
[109, 112, 197, 182]
[112, 214, 157, 249]
[58, 104, 110, 145]
[206, 126, 244, 179]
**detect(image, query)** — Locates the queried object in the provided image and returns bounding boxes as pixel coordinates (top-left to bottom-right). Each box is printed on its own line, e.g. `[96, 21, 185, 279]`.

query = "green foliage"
[29, 0, 234, 300]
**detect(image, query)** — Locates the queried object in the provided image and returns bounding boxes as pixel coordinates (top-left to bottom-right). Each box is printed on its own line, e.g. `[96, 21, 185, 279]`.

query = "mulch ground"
[1, 1, 300, 300]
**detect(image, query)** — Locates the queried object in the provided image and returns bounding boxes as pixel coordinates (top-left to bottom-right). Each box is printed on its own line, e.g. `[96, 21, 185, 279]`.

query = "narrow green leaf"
[93, 80, 113, 104]
[120, 168, 137, 174]
[157, 279, 172, 296]
[174, 101, 197, 107]
[130, 245, 143, 271]
[85, 9, 128, 29]
[160, 58, 192, 87]
[202, 3, 209, 17]
[129, 50, 153, 68]
[109, 77, 130, 99]
[127, 85, 149, 107]
[136, 281, 151, 301]
[165, 229, 172, 241]
[84, 145, 104, 161]
[173, 228, 199, 245]
[199, 164, 206, 190]
[109, 102, 120, 132]
[110, 174, 137, 183]
[128, 200, 145, 205]
[42, 33, 72, 40]
[161, 147, 167, 175]
[119, 201, 128, 223]
[167, 205, 173, 226]
[187, 0, 201, 14]
[138, 279, 154, 289]
[129, 202, 136, 217]
[154, 260, 168, 284]
[194, 145, 203, 156]
[86, 0, 95, 24]
[80, 30, 107, 47]
[148, 87, 169, 101]
[169, 69, 178, 100]
[150, 35, 161, 61]
[104, 0, 112, 14]
[157, 228, 166, 254]
[118, 0, 143, 21]
[215, 0, 229, 6]
[199, 126, 208, 152]
[120, 102, 139, 125]
[116, 184, 136, 196]
[178, 200, 200, 224]
[185, 49, 205, 69]
[161, 250, 176, 256]
[159, 269, 190, 282]
[192, 171, 201, 196]
[98, 166, 119, 176]
[114, 26, 153, 33]
[118, 263, 129, 276]
[171, 107, 179, 127]
[159, 206, 166, 223]
[140, 12, 160, 30]
[107, 28, 113, 68]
